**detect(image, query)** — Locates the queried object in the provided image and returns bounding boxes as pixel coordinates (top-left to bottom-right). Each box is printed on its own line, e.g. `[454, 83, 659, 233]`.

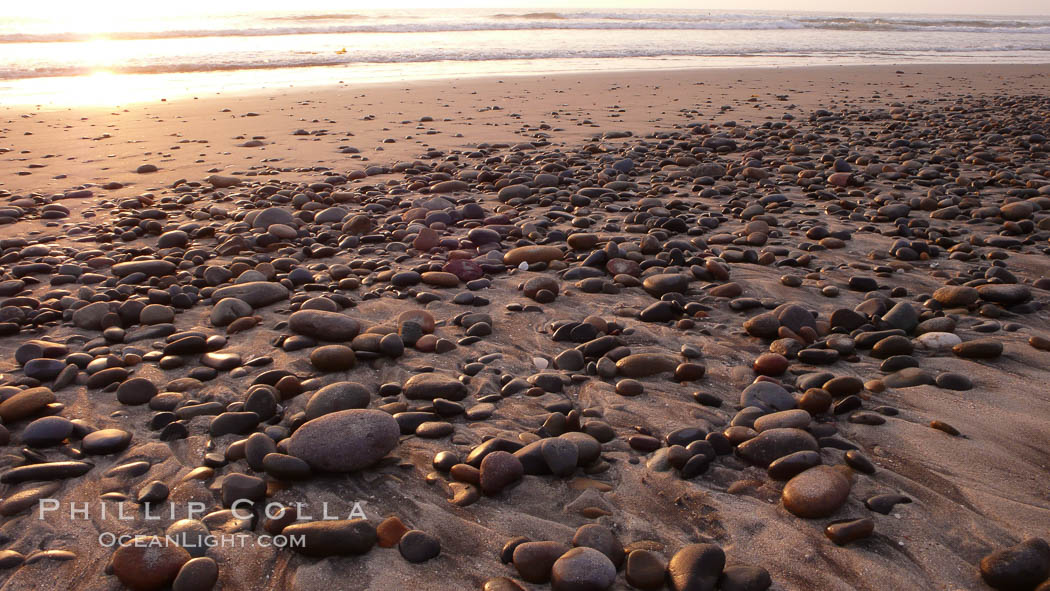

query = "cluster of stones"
[0, 92, 1045, 590]
[487, 524, 769, 591]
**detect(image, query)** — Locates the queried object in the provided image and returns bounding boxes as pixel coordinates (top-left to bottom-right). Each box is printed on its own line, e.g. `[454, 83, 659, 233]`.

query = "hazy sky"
[8, 0, 1049, 16]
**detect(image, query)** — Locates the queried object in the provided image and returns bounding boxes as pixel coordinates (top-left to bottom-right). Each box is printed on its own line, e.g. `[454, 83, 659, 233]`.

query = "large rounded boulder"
[287, 409, 399, 472]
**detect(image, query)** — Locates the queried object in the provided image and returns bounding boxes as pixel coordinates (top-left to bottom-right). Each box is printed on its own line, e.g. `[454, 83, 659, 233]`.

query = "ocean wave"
[3, 45, 1049, 80]
[800, 16, 1050, 31]
[493, 13, 566, 20]
[264, 13, 369, 22]
[3, 13, 1050, 43]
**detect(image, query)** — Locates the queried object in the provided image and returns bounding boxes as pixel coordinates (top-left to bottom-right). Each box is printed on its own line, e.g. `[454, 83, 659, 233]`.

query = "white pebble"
[914, 332, 962, 351]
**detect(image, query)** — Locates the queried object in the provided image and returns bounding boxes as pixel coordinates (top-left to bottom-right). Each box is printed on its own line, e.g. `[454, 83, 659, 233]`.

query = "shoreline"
[3, 58, 1050, 110]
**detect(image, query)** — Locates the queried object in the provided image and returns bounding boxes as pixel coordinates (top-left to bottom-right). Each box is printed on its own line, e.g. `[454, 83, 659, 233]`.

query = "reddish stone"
[443, 259, 484, 282]
[828, 172, 852, 187]
[753, 353, 789, 376]
[377, 516, 410, 548]
[413, 228, 440, 251]
[710, 282, 743, 298]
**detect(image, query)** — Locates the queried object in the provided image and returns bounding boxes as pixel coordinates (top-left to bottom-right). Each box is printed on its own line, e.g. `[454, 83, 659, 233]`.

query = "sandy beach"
[0, 61, 1047, 591]
[5, 64, 1050, 197]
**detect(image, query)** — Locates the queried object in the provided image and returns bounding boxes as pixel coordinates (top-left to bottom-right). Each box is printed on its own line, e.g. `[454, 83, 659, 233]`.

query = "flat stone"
[200, 352, 242, 371]
[882, 367, 935, 388]
[309, 345, 356, 371]
[289, 310, 360, 341]
[112, 259, 176, 278]
[0, 386, 55, 424]
[825, 518, 874, 546]
[871, 335, 914, 358]
[212, 282, 289, 308]
[642, 274, 690, 297]
[616, 353, 678, 378]
[82, 428, 132, 455]
[22, 416, 74, 448]
[15, 340, 67, 365]
[421, 271, 459, 287]
[736, 428, 819, 467]
[977, 284, 1031, 306]
[404, 373, 467, 401]
[209, 412, 259, 437]
[768, 450, 822, 481]
[504, 246, 563, 266]
[915, 332, 962, 351]
[23, 359, 66, 381]
[953, 339, 1003, 359]
[753, 409, 810, 432]
[0, 461, 92, 484]
[284, 519, 377, 557]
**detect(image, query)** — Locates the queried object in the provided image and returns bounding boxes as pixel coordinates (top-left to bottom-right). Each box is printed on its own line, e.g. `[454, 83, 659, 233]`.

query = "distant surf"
[3, 11, 1050, 44]
[0, 8, 1047, 82]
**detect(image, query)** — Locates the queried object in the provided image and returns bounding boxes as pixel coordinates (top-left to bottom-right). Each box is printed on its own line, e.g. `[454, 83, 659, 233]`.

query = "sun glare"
[18, 70, 170, 107]
[67, 71, 134, 105]
[79, 40, 129, 70]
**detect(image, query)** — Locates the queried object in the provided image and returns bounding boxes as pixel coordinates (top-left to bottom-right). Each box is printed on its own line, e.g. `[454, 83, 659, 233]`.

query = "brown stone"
[625, 549, 666, 590]
[112, 537, 190, 591]
[421, 271, 460, 287]
[377, 516, 410, 548]
[782, 465, 852, 518]
[616, 353, 678, 378]
[480, 451, 523, 495]
[504, 246, 562, 266]
[0, 387, 55, 423]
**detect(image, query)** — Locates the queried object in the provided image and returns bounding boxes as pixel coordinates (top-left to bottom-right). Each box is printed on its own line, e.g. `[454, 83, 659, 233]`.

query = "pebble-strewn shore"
[0, 66, 1048, 591]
